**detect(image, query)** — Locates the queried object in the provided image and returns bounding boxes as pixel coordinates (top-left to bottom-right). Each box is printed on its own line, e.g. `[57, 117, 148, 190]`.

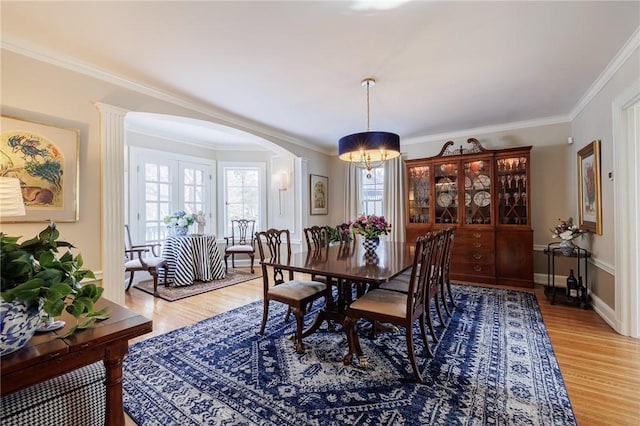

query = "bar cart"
[544, 241, 591, 309]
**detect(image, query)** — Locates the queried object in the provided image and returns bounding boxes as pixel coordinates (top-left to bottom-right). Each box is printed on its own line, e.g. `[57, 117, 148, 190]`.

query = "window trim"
[217, 161, 267, 237]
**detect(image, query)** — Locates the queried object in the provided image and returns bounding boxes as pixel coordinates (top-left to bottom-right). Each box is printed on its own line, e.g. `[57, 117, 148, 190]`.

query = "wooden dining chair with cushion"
[124, 225, 168, 297]
[255, 228, 329, 354]
[342, 233, 437, 383]
[224, 219, 256, 273]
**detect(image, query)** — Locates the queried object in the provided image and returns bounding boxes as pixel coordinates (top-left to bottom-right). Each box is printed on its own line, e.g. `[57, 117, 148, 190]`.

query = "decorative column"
[95, 103, 128, 305]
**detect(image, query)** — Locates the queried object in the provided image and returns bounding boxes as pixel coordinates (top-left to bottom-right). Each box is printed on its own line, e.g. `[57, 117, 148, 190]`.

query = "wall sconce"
[0, 177, 26, 217]
[278, 172, 288, 216]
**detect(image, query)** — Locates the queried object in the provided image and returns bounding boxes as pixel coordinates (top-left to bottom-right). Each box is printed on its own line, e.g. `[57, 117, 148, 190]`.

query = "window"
[220, 163, 265, 237]
[360, 167, 384, 216]
[129, 147, 212, 245]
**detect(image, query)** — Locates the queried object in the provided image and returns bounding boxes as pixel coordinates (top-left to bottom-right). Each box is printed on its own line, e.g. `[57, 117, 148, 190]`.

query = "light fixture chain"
[366, 81, 371, 132]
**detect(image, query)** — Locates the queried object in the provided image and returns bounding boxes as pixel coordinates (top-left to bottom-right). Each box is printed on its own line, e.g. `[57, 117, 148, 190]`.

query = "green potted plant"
[1, 222, 110, 355]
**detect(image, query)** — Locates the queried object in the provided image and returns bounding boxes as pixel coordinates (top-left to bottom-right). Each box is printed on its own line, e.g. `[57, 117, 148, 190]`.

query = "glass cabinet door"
[408, 165, 430, 224]
[497, 156, 528, 224]
[463, 159, 492, 225]
[434, 162, 458, 224]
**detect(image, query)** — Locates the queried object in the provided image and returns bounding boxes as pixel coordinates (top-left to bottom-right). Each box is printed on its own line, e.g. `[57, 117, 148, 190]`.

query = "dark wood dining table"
[262, 240, 415, 335]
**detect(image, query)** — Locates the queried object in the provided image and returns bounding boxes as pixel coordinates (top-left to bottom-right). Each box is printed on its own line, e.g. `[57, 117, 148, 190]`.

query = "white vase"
[559, 239, 575, 256]
[0, 299, 43, 356]
[175, 226, 189, 236]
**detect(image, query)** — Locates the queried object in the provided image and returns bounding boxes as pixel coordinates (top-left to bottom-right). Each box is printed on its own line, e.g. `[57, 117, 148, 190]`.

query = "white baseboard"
[590, 292, 619, 333]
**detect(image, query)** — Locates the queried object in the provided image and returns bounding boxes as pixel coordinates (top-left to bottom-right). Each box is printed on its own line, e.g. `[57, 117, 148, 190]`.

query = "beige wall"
[570, 48, 640, 309]
[0, 49, 334, 277]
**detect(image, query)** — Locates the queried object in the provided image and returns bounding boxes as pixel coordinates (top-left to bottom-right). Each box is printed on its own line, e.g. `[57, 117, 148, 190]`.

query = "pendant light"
[338, 78, 400, 178]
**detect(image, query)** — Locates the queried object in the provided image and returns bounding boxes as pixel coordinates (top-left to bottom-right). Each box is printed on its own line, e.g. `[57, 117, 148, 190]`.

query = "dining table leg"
[342, 316, 368, 368]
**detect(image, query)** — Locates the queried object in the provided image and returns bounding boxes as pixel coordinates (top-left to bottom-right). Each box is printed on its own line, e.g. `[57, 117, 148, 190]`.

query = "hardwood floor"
[123, 271, 640, 425]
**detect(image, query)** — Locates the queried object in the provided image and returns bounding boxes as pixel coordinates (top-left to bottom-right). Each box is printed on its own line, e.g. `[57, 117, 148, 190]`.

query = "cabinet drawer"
[453, 261, 495, 276]
[455, 230, 495, 246]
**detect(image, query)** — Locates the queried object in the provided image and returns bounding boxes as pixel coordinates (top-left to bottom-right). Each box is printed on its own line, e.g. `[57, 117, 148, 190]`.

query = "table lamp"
[0, 177, 26, 217]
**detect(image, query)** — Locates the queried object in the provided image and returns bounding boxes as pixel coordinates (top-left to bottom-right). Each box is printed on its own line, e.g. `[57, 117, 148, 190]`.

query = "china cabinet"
[406, 138, 533, 287]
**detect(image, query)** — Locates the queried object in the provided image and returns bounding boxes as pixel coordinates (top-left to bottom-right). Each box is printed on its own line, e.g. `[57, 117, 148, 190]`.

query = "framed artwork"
[577, 139, 602, 234]
[310, 174, 328, 215]
[1, 115, 79, 223]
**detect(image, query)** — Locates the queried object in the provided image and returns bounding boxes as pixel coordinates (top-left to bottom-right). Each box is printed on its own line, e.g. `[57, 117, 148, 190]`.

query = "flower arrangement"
[350, 214, 392, 238]
[551, 217, 587, 241]
[163, 211, 195, 228]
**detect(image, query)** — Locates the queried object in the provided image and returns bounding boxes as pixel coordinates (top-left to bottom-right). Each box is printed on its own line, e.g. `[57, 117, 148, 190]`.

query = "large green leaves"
[1, 223, 109, 336]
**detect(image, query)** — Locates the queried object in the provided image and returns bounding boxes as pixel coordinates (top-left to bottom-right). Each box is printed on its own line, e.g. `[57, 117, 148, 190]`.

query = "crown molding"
[570, 25, 640, 120]
[126, 127, 268, 152]
[400, 114, 570, 147]
[1, 39, 327, 155]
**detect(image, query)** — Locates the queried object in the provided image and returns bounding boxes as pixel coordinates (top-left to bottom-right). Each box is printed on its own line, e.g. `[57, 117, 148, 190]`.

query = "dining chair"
[303, 225, 333, 284]
[342, 233, 436, 383]
[224, 219, 256, 273]
[255, 228, 328, 354]
[425, 230, 448, 341]
[124, 225, 168, 297]
[304, 225, 331, 252]
[380, 227, 455, 321]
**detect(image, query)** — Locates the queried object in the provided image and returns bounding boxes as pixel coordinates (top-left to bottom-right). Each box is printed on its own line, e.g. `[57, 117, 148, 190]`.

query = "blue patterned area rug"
[123, 285, 576, 425]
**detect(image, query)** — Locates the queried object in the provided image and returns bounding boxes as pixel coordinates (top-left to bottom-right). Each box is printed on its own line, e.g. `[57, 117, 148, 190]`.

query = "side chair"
[303, 225, 333, 284]
[224, 219, 256, 273]
[343, 234, 436, 383]
[124, 225, 168, 297]
[255, 228, 328, 354]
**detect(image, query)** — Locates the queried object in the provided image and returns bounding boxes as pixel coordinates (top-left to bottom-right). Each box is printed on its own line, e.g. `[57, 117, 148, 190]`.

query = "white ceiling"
[2, 1, 639, 154]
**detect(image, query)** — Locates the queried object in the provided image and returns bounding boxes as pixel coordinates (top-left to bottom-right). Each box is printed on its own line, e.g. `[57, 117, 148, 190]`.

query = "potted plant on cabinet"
[0, 222, 110, 355]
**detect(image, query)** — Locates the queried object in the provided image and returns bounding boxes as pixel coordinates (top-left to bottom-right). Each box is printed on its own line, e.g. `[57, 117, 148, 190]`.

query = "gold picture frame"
[577, 139, 602, 234]
[1, 115, 80, 223]
[310, 174, 328, 215]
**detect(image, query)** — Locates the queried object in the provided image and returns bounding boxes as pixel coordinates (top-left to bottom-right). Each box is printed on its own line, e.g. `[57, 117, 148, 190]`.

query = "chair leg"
[434, 293, 446, 326]
[126, 271, 135, 291]
[163, 266, 168, 287]
[440, 281, 453, 317]
[259, 300, 270, 335]
[232, 253, 235, 268]
[446, 277, 457, 307]
[293, 307, 305, 354]
[151, 269, 160, 297]
[285, 306, 292, 322]
[249, 254, 255, 273]
[224, 254, 229, 273]
[426, 303, 439, 343]
[419, 313, 434, 358]
[406, 325, 423, 384]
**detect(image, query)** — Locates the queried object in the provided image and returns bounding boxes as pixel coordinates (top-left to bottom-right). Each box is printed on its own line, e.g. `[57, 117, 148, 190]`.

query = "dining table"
[261, 240, 415, 336]
[162, 234, 225, 286]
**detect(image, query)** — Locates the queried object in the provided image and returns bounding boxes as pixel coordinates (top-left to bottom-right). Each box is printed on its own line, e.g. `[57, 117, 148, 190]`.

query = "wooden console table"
[1, 299, 152, 426]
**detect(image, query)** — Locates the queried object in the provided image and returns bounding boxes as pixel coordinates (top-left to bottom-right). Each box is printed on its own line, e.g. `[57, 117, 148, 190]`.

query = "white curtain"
[384, 156, 406, 242]
[343, 163, 360, 222]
